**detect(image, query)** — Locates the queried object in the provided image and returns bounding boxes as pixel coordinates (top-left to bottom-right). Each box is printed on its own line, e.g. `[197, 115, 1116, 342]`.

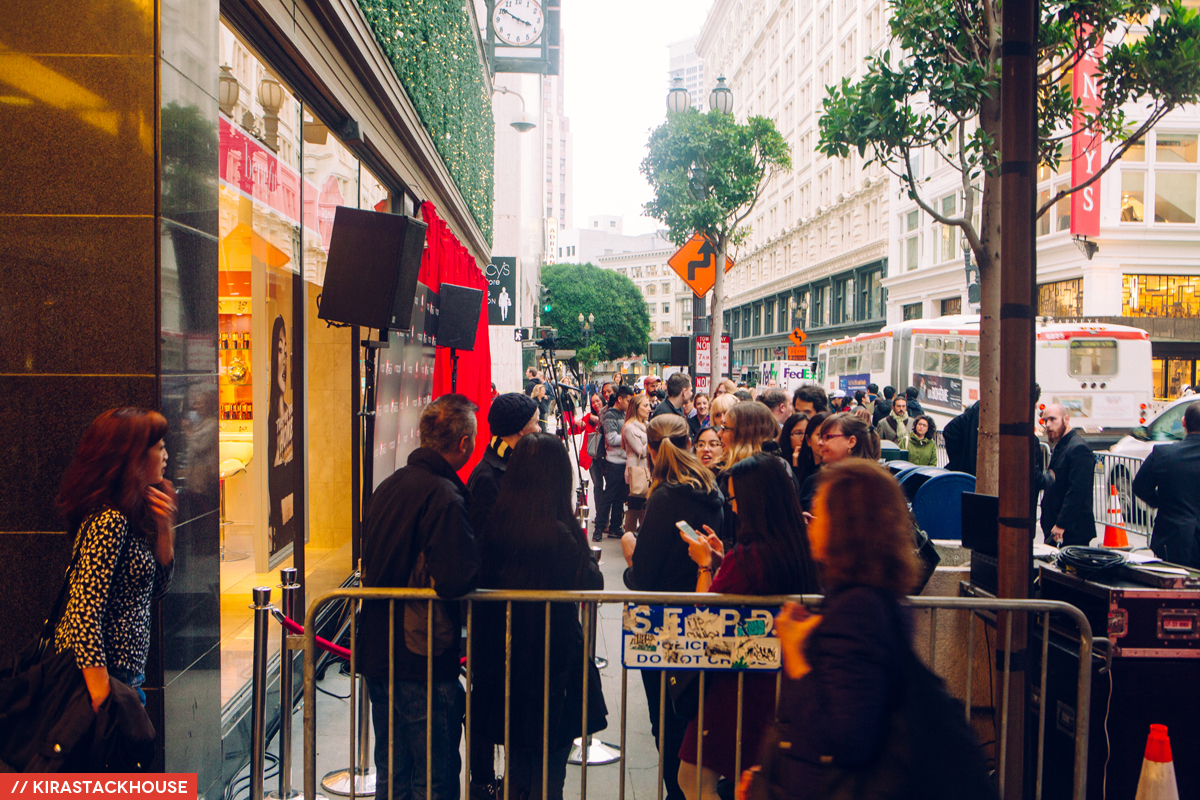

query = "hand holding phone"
[676, 520, 702, 544]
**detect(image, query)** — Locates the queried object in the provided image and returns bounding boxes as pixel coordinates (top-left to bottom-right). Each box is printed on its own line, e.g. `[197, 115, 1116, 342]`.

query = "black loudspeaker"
[670, 336, 691, 367]
[437, 283, 483, 351]
[318, 207, 427, 331]
[647, 342, 672, 363]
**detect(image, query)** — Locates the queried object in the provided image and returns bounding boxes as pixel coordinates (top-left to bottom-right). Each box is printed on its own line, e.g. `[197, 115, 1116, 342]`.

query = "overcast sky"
[561, 1, 713, 236]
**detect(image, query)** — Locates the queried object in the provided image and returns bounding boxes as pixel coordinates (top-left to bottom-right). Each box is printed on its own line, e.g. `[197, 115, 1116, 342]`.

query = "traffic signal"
[540, 285, 553, 314]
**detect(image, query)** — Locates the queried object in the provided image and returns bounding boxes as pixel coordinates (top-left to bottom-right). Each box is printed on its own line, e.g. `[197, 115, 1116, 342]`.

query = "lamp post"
[494, 86, 537, 132]
[666, 76, 691, 114]
[709, 76, 733, 114]
[258, 75, 285, 152]
[219, 65, 240, 117]
[578, 312, 594, 379]
[963, 234, 980, 307]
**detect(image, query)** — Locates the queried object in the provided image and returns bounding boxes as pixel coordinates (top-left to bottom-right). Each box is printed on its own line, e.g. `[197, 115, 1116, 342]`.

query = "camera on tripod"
[535, 327, 559, 350]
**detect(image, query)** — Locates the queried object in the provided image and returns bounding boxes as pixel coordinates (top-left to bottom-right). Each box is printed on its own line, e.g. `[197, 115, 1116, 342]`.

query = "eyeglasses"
[820, 433, 847, 442]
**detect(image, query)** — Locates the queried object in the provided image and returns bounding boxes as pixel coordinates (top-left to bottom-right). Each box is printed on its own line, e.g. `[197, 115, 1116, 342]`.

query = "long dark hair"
[726, 453, 821, 595]
[793, 410, 829, 484]
[483, 433, 581, 589]
[58, 408, 168, 535]
[779, 412, 809, 466]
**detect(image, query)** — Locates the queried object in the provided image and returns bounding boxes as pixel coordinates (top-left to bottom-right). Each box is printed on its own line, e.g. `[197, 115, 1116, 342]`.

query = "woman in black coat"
[470, 433, 604, 800]
[754, 459, 921, 800]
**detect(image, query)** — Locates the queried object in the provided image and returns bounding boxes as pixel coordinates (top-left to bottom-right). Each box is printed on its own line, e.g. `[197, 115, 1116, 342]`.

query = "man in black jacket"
[943, 401, 980, 474]
[650, 372, 692, 421]
[466, 392, 539, 540]
[871, 386, 896, 427]
[1133, 401, 1200, 567]
[359, 394, 481, 800]
[1038, 404, 1096, 547]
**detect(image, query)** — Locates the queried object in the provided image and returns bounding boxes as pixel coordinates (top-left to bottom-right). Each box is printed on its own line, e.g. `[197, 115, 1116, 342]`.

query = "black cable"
[1056, 546, 1124, 577]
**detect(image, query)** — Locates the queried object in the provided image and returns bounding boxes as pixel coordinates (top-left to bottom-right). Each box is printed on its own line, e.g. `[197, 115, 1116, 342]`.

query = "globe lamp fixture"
[219, 65, 240, 117]
[709, 76, 733, 114]
[666, 77, 692, 114]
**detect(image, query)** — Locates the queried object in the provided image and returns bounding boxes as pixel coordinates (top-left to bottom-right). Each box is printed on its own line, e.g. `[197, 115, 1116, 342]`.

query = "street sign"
[787, 345, 806, 359]
[514, 327, 529, 342]
[667, 232, 735, 297]
[789, 327, 807, 346]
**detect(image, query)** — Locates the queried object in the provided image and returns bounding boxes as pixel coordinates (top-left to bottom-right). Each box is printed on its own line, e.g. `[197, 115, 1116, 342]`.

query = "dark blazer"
[650, 398, 688, 421]
[1038, 428, 1096, 546]
[1133, 434, 1200, 567]
[942, 401, 980, 475]
[771, 586, 910, 800]
[358, 447, 480, 681]
[465, 443, 508, 540]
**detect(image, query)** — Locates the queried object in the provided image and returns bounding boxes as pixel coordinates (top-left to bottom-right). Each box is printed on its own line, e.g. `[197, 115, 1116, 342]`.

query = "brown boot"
[624, 509, 643, 535]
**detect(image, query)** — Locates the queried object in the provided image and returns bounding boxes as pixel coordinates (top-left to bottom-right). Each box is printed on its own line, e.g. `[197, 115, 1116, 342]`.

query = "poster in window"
[912, 372, 963, 411]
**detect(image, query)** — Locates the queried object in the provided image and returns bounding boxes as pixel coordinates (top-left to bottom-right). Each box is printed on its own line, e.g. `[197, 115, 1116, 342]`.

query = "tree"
[540, 263, 651, 367]
[818, 0, 1200, 492]
[642, 110, 792, 391]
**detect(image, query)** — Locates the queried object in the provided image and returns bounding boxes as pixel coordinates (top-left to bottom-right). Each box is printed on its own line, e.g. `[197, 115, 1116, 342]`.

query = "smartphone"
[676, 520, 702, 544]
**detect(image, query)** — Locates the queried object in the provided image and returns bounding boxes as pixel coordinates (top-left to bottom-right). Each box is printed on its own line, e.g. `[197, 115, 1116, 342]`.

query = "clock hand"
[500, 7, 535, 26]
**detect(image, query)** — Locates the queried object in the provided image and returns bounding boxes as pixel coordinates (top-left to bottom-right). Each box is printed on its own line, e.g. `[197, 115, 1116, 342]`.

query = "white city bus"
[816, 315, 1153, 430]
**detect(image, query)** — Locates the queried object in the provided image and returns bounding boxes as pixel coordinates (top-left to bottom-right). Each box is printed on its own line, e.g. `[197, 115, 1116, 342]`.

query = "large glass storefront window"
[1123, 274, 1200, 317]
[218, 22, 392, 705]
[1038, 278, 1083, 318]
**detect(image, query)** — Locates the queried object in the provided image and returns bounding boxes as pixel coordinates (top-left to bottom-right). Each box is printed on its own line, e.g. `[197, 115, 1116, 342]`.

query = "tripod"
[539, 341, 590, 531]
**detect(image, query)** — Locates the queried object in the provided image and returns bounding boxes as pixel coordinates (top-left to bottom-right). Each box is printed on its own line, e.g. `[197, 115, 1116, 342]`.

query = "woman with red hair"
[54, 407, 177, 712]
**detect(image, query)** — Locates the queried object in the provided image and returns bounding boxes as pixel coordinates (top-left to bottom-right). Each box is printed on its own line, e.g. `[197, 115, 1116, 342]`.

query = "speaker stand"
[450, 347, 459, 394]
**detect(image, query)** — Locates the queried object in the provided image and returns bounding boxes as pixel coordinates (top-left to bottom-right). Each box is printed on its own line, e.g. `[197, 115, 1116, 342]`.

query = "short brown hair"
[419, 394, 478, 454]
[815, 460, 920, 596]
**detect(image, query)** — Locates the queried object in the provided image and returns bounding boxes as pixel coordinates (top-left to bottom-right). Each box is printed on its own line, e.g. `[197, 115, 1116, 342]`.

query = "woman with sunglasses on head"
[677, 453, 820, 800]
[623, 415, 724, 800]
[55, 408, 177, 713]
[694, 425, 725, 472]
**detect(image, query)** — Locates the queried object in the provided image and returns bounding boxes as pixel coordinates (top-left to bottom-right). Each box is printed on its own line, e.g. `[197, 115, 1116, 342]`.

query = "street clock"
[486, 0, 560, 75]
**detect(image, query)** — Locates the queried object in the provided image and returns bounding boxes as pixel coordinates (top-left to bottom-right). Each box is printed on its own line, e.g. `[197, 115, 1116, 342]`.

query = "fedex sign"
[1070, 25, 1104, 237]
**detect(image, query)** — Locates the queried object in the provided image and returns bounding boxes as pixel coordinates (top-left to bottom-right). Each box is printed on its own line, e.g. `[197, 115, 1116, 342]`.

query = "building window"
[753, 304, 762, 336]
[904, 210, 919, 271]
[647, 284, 657, 295]
[832, 278, 852, 324]
[764, 299, 775, 333]
[663, 302, 670, 314]
[813, 285, 828, 326]
[1038, 278, 1084, 317]
[1123, 274, 1200, 317]
[1121, 171, 1146, 221]
[860, 271, 884, 319]
[940, 296, 962, 316]
[903, 302, 923, 321]
[939, 195, 957, 262]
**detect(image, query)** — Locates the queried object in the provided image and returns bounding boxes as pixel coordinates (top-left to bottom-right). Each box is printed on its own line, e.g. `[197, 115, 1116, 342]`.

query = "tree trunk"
[975, 91, 1004, 495]
[711, 236, 725, 392]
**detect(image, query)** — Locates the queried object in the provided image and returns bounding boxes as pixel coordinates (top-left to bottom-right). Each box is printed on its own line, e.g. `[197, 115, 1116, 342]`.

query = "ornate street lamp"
[219, 65, 240, 117]
[709, 75, 734, 114]
[666, 76, 692, 114]
[258, 75, 286, 152]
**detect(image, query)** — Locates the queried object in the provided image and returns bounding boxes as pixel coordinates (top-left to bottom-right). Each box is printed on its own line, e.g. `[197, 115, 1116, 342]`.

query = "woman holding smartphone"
[623, 414, 723, 800]
[677, 453, 820, 800]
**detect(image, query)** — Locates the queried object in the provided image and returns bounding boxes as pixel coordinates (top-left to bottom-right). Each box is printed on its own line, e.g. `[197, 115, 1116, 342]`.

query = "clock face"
[492, 0, 544, 47]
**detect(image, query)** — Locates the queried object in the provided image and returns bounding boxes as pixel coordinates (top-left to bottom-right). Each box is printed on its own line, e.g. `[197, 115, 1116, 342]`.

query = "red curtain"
[418, 201, 493, 480]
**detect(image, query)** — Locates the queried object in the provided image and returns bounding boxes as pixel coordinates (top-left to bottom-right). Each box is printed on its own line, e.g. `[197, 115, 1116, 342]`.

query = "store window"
[1070, 340, 1118, 377]
[903, 302, 923, 321]
[940, 297, 962, 316]
[1038, 278, 1083, 317]
[1123, 274, 1200, 317]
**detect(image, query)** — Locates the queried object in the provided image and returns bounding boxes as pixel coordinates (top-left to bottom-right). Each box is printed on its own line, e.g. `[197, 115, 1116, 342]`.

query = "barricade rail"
[302, 589, 1098, 800]
[1092, 451, 1156, 540]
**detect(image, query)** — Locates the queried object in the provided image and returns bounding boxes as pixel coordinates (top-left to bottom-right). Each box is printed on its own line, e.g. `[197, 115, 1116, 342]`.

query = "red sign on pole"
[1070, 25, 1104, 237]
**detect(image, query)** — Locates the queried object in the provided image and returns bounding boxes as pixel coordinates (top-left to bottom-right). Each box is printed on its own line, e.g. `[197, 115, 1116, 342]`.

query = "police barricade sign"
[622, 604, 781, 671]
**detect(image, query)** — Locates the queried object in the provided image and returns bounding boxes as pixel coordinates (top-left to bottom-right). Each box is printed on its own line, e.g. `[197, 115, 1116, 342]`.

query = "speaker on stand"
[437, 283, 483, 393]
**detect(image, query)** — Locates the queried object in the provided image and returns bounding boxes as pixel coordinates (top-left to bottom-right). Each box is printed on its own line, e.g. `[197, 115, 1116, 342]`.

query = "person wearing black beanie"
[464, 391, 539, 797]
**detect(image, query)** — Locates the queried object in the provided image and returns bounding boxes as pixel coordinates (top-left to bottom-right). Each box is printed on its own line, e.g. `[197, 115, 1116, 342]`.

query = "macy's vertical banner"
[1070, 25, 1104, 237]
[486, 257, 517, 325]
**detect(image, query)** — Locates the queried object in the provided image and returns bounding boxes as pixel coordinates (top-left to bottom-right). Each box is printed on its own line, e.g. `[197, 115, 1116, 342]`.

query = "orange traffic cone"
[1135, 724, 1179, 800]
[1103, 483, 1129, 548]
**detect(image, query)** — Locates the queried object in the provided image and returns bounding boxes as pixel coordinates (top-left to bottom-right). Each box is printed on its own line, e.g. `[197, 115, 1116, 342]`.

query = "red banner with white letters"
[1070, 25, 1104, 237]
[0, 775, 197, 800]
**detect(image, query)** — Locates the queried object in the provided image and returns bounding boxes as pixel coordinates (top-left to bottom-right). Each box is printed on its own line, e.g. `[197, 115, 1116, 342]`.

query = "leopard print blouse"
[53, 507, 174, 672]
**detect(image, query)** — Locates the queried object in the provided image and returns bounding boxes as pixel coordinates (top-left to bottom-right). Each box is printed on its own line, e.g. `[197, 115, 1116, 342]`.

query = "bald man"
[1037, 404, 1096, 547]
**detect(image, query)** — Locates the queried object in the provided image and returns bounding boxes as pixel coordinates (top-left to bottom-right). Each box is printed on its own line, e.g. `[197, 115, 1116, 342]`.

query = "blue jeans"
[109, 667, 146, 706]
[366, 677, 464, 800]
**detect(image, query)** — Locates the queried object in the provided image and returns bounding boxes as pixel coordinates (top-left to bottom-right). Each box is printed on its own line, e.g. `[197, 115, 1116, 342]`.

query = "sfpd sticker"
[621, 604, 781, 671]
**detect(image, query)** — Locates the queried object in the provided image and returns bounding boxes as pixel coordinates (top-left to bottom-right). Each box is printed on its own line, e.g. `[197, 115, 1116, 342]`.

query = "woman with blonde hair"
[623, 393, 652, 533]
[713, 378, 738, 398]
[623, 414, 723, 800]
[709, 393, 738, 433]
[719, 401, 780, 469]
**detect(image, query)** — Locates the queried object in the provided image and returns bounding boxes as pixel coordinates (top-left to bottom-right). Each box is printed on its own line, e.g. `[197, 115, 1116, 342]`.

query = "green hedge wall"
[356, 0, 494, 244]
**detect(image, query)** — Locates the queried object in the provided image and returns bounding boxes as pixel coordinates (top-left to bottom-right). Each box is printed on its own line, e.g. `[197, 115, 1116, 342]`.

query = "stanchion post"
[270, 568, 301, 800]
[251, 587, 273, 800]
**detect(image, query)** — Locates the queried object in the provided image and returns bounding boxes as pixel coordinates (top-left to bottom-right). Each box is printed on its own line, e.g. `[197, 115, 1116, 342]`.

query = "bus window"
[818, 353, 827, 382]
[924, 349, 941, 372]
[847, 354, 859, 372]
[837, 354, 847, 374]
[1069, 339, 1118, 376]
[871, 339, 885, 371]
[942, 352, 961, 375]
[964, 339, 980, 377]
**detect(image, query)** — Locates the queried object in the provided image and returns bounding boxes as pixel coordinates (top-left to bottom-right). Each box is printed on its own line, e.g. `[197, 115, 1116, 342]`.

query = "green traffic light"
[543, 304, 552, 313]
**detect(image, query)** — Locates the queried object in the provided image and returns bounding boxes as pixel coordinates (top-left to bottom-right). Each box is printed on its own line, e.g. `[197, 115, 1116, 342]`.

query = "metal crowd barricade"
[301, 589, 1099, 800]
[1092, 451, 1156, 540]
